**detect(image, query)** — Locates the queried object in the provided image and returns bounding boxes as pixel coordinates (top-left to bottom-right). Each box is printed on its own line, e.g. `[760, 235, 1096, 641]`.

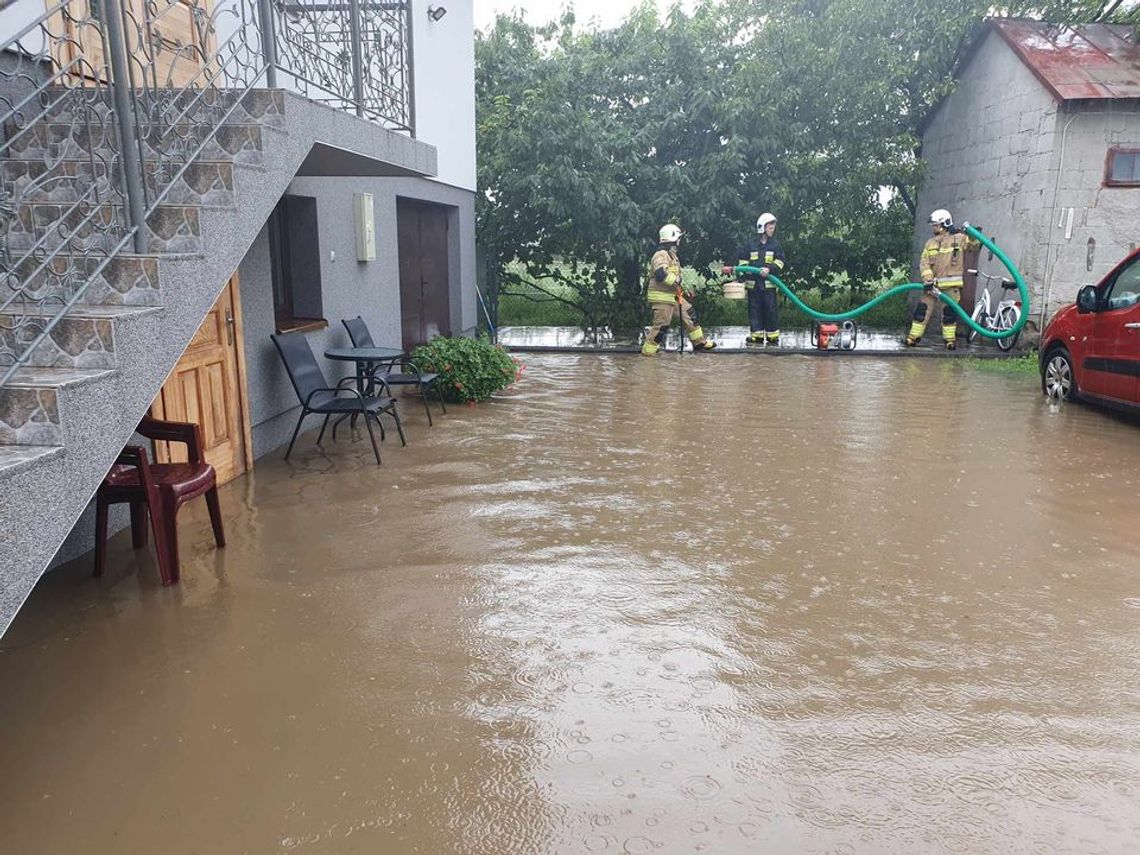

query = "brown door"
[150, 275, 252, 485]
[397, 199, 452, 351]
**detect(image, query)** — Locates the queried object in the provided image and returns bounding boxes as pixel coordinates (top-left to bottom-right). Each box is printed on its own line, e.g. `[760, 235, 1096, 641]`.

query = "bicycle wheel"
[967, 303, 985, 343]
[996, 305, 1021, 352]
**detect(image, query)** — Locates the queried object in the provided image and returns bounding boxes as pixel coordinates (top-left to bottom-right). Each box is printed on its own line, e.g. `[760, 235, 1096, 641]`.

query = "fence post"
[348, 0, 364, 117]
[102, 0, 148, 254]
[257, 0, 278, 88]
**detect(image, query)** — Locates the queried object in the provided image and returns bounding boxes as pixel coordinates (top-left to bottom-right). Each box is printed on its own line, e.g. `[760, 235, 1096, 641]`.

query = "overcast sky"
[473, 0, 698, 32]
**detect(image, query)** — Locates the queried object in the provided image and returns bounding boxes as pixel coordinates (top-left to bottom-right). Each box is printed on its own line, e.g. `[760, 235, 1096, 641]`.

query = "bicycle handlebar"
[968, 269, 1016, 288]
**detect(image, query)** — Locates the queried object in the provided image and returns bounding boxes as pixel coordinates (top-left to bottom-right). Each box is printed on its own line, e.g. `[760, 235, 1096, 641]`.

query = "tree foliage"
[476, 0, 1140, 333]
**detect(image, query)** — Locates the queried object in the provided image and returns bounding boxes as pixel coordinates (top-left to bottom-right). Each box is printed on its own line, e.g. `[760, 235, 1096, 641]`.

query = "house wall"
[206, 0, 476, 194]
[238, 175, 477, 459]
[410, 0, 477, 192]
[1042, 101, 1140, 319]
[917, 31, 1140, 328]
[915, 30, 1059, 327]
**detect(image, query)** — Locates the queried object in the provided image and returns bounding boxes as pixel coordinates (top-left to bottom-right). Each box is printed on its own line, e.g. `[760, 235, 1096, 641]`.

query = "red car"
[1040, 248, 1140, 410]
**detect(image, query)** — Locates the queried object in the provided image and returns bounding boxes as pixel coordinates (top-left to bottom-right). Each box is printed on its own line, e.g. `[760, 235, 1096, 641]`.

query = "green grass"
[497, 264, 914, 331]
[962, 352, 1039, 375]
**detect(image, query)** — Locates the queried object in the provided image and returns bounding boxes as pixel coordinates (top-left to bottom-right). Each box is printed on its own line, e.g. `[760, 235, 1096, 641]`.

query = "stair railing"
[0, 0, 414, 388]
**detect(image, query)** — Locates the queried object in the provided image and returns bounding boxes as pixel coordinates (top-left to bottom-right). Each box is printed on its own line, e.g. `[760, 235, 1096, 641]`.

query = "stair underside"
[0, 89, 439, 637]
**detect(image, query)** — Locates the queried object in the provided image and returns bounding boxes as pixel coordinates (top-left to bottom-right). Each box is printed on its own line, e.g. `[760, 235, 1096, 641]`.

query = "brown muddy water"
[1, 354, 1139, 855]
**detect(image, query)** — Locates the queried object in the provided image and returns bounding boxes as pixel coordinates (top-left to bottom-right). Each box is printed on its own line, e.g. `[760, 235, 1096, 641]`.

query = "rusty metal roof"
[990, 19, 1140, 101]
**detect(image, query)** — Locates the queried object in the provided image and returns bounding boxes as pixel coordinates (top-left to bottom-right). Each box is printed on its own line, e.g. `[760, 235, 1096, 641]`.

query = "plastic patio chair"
[342, 316, 446, 426]
[271, 330, 405, 465]
[94, 416, 225, 586]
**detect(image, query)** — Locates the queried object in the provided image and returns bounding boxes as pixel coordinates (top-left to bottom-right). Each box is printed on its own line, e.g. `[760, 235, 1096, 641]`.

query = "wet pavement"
[498, 325, 912, 351]
[1, 354, 1139, 854]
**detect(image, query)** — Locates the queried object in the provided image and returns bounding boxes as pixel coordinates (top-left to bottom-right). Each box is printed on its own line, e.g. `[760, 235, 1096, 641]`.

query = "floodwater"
[498, 325, 909, 350]
[1, 354, 1139, 855]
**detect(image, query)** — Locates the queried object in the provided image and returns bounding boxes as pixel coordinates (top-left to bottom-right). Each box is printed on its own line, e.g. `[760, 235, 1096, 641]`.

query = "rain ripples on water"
[0, 354, 1138, 854]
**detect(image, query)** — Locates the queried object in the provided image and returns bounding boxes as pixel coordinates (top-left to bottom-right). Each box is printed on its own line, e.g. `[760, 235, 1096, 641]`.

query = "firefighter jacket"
[735, 236, 786, 289]
[919, 231, 978, 288]
[646, 245, 682, 303]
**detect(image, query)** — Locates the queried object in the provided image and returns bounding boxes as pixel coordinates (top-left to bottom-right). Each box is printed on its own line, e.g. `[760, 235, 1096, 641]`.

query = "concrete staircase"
[0, 89, 436, 635]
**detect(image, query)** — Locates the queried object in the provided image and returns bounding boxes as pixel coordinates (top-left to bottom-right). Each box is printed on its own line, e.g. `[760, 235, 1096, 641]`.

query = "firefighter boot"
[689, 327, 716, 352]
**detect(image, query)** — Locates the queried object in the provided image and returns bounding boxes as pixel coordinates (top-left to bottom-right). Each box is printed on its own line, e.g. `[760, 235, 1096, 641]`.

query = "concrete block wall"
[1043, 103, 1140, 317]
[918, 31, 1140, 327]
[916, 30, 1059, 321]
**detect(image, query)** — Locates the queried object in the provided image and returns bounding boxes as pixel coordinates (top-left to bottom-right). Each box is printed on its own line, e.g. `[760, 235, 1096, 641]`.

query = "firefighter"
[642, 223, 716, 355]
[904, 208, 978, 349]
[735, 212, 786, 346]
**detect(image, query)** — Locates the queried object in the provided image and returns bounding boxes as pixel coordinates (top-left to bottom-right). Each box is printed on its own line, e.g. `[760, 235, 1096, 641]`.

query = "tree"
[476, 0, 1140, 333]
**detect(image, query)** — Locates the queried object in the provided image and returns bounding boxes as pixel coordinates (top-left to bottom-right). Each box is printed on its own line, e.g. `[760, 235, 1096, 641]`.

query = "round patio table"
[324, 346, 406, 435]
[325, 345, 405, 389]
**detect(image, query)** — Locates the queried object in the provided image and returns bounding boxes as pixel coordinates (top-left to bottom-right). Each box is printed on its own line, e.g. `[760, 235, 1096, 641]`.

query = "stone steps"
[7, 201, 206, 254]
[11, 253, 165, 308]
[0, 304, 162, 369]
[2, 158, 238, 208]
[0, 367, 117, 447]
[4, 121, 266, 167]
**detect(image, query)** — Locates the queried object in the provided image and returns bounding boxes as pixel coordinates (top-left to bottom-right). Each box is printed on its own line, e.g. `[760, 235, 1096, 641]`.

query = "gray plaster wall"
[238, 176, 477, 459]
[916, 30, 1059, 327]
[30, 92, 442, 595]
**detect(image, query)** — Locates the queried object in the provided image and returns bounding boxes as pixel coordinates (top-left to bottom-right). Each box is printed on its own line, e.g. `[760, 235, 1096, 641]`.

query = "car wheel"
[1042, 347, 1077, 401]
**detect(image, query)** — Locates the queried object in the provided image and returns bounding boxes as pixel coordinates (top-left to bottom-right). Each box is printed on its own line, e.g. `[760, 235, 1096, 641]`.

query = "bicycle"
[967, 268, 1022, 352]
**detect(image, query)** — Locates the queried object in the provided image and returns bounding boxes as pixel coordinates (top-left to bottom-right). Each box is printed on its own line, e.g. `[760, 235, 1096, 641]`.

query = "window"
[1104, 256, 1140, 310]
[268, 194, 326, 333]
[1106, 148, 1140, 186]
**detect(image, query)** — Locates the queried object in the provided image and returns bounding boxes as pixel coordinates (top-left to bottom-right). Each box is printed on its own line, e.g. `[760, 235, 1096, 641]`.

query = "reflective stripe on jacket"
[919, 232, 977, 285]
[646, 246, 681, 302]
[735, 235, 786, 289]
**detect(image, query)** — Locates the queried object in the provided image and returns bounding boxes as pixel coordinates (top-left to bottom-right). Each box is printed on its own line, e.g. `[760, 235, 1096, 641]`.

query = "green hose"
[730, 225, 1029, 340]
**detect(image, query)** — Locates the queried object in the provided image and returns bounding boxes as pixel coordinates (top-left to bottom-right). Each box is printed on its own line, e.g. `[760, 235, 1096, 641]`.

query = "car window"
[1105, 257, 1140, 310]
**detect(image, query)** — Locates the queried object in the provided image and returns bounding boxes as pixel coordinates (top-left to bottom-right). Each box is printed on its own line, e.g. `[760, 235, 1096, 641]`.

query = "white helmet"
[659, 223, 683, 244]
[756, 212, 777, 232]
[930, 208, 953, 228]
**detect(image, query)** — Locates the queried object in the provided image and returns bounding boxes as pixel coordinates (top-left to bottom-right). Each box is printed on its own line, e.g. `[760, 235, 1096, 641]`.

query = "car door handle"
[1125, 322, 1140, 330]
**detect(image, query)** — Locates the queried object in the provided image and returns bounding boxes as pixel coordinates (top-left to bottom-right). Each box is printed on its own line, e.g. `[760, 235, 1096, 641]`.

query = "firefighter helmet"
[756, 212, 777, 232]
[929, 208, 953, 229]
[659, 223, 683, 244]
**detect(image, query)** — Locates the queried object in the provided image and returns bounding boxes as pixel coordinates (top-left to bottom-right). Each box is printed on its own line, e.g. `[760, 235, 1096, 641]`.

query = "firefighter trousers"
[908, 287, 961, 342]
[643, 298, 709, 353]
[747, 287, 780, 341]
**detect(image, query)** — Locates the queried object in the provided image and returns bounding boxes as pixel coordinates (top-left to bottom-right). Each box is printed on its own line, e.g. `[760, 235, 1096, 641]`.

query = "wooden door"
[397, 199, 452, 351]
[150, 274, 252, 485]
[58, 0, 212, 89]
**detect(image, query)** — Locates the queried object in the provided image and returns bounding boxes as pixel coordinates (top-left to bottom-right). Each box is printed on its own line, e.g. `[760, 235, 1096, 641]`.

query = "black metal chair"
[342, 316, 446, 426]
[271, 331, 405, 465]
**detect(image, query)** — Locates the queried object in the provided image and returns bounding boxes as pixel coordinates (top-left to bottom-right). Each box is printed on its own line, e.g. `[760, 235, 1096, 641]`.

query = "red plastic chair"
[94, 416, 225, 585]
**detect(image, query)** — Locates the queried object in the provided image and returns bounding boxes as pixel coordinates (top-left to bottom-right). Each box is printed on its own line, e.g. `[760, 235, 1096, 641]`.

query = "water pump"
[811, 319, 858, 351]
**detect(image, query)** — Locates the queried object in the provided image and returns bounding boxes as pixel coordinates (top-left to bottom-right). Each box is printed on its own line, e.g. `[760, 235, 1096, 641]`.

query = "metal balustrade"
[0, 0, 413, 386]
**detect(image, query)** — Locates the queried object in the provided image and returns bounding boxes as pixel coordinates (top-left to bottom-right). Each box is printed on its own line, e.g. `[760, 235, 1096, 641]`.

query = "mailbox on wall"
[354, 192, 376, 261]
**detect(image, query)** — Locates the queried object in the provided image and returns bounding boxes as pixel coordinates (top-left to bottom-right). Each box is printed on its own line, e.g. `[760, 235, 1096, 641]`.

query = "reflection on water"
[498, 325, 912, 350]
[1, 355, 1138, 854]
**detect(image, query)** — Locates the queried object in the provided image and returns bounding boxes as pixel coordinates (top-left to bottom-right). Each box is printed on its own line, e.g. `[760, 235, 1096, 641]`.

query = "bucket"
[722, 280, 747, 300]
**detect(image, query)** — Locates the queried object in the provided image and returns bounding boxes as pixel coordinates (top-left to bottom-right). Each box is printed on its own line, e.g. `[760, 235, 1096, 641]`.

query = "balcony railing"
[0, 0, 413, 387]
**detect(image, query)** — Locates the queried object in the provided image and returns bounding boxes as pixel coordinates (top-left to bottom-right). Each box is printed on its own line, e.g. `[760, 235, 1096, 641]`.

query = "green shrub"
[410, 336, 522, 404]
